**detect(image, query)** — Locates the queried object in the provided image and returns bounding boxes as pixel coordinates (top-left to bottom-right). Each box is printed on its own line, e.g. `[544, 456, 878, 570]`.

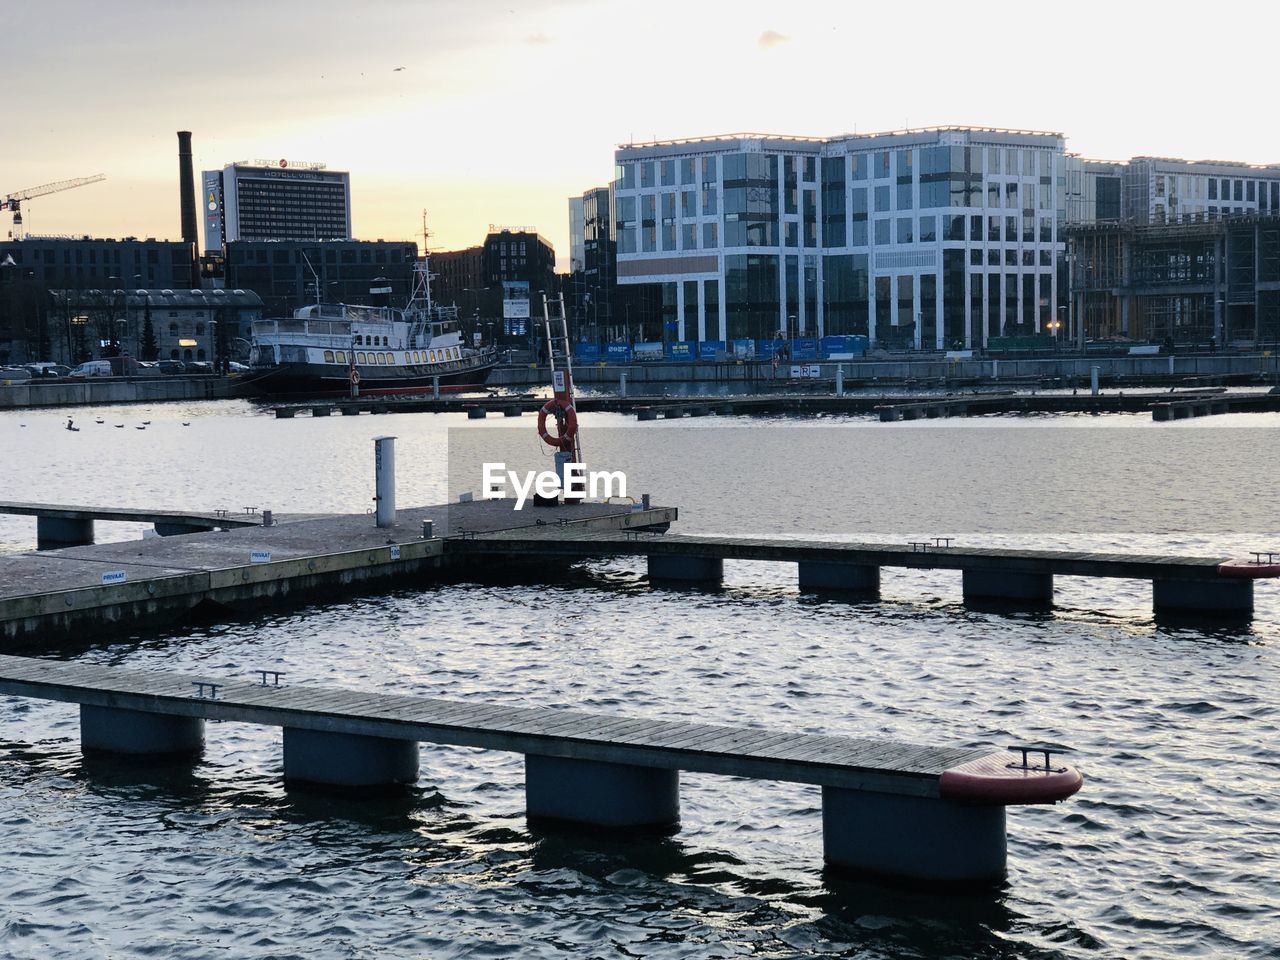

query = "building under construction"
[1066, 214, 1280, 347]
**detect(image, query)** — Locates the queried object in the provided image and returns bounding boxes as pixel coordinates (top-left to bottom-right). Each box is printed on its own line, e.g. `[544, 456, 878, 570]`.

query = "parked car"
[23, 362, 70, 379]
[0, 366, 33, 382]
[186, 361, 213, 375]
[227, 361, 250, 374]
[155, 360, 186, 375]
[68, 360, 114, 378]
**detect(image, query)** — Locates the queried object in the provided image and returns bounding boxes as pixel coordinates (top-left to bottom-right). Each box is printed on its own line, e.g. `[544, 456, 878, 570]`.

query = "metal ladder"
[542, 294, 582, 463]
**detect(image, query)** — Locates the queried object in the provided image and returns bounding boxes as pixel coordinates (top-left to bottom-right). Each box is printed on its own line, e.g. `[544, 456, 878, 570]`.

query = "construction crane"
[1, 174, 106, 240]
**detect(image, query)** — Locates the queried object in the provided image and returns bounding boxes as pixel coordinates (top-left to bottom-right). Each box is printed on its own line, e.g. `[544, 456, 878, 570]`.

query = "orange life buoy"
[350, 368, 361, 385]
[537, 398, 577, 448]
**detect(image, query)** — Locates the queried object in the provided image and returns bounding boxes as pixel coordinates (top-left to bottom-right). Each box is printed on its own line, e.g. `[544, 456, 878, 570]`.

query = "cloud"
[525, 31, 552, 46]
[757, 30, 789, 49]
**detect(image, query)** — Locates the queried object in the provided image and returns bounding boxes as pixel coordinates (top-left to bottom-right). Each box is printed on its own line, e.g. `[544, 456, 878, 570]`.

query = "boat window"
[355, 335, 362, 346]
[356, 352, 366, 363]
[336, 351, 346, 363]
[324, 350, 335, 363]
[380, 353, 390, 364]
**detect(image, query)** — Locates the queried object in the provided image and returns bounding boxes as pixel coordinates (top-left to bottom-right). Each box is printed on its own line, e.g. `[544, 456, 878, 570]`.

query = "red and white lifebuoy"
[350, 369, 361, 385]
[537, 398, 577, 448]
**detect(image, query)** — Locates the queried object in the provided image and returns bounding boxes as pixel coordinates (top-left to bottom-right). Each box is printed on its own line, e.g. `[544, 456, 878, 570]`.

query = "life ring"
[537, 399, 577, 448]
[350, 369, 361, 385]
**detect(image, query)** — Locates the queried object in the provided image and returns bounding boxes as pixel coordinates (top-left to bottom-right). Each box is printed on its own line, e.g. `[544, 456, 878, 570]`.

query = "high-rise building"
[202, 161, 351, 251]
[614, 127, 1068, 350]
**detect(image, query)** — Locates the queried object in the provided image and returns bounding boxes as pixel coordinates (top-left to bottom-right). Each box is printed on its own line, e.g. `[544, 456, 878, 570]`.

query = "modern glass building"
[613, 127, 1067, 349]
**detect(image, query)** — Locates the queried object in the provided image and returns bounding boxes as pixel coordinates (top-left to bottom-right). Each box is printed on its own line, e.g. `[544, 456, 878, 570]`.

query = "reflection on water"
[0, 401, 1277, 958]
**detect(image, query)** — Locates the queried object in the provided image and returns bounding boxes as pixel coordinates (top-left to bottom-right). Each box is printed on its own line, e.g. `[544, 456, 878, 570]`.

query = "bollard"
[835, 366, 844, 397]
[262, 510, 273, 528]
[422, 520, 433, 539]
[1090, 366, 1100, 397]
[642, 493, 651, 510]
[620, 372, 627, 398]
[374, 436, 396, 528]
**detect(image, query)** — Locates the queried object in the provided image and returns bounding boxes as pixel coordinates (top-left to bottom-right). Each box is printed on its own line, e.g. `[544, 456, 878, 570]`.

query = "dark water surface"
[0, 401, 1277, 959]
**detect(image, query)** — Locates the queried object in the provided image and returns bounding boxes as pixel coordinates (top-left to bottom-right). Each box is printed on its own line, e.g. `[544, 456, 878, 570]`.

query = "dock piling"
[797, 561, 880, 596]
[648, 554, 723, 584]
[822, 787, 1007, 883]
[80, 704, 204, 757]
[282, 727, 419, 791]
[37, 516, 94, 549]
[525, 754, 679, 829]
[962, 570, 1054, 608]
[1153, 578, 1253, 618]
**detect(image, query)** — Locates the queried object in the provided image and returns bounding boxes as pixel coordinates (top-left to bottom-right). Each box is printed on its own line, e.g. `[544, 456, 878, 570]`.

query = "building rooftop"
[619, 125, 1065, 150]
[52, 288, 263, 308]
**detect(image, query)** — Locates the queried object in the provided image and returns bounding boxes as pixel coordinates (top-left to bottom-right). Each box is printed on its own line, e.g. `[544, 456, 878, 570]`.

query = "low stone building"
[50, 287, 263, 363]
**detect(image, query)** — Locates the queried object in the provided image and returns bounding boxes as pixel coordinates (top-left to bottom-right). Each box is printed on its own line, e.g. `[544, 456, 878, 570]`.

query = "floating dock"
[449, 530, 1279, 619]
[265, 388, 1280, 421]
[0, 500, 675, 644]
[0, 654, 1081, 886]
[0, 500, 268, 548]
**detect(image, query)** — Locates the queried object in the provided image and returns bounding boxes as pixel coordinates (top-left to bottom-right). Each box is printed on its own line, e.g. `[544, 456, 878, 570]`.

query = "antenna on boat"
[300, 251, 322, 308]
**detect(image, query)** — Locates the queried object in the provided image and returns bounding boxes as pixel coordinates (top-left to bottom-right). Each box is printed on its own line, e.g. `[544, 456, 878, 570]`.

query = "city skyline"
[7, 0, 1275, 266]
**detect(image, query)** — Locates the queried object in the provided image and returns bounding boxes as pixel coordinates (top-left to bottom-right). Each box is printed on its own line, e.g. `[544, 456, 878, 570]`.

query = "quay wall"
[0, 377, 248, 409]
[490, 353, 1280, 389]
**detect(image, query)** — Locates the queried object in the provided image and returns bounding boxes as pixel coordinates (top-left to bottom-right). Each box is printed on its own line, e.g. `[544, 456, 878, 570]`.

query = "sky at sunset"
[6, 0, 1275, 268]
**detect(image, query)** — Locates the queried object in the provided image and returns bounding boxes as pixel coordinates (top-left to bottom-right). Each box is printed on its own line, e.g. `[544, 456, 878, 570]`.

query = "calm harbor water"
[0, 400, 1277, 959]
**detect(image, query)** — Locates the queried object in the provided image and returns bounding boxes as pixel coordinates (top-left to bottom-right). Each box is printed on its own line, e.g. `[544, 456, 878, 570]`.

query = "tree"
[140, 299, 159, 361]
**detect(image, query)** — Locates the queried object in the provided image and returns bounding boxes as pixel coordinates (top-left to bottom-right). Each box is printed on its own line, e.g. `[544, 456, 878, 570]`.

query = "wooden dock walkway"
[448, 530, 1276, 618]
[0, 501, 676, 645]
[263, 387, 1280, 421]
[0, 499, 272, 548]
[0, 653, 1081, 885]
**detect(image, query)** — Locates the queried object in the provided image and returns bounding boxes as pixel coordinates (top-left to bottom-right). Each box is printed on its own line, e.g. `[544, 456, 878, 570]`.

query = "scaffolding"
[1067, 214, 1280, 346]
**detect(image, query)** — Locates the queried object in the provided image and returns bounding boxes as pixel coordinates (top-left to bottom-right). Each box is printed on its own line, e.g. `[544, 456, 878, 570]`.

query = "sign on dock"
[100, 570, 127, 585]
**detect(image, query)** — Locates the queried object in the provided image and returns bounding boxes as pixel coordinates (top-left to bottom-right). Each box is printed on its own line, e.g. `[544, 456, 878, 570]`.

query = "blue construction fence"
[575, 336, 869, 364]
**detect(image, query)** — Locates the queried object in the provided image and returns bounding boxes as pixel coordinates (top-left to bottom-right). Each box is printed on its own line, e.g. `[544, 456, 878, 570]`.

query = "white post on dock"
[1090, 366, 1100, 397]
[432, 376, 440, 400]
[835, 365, 844, 397]
[374, 436, 396, 528]
[619, 372, 627, 398]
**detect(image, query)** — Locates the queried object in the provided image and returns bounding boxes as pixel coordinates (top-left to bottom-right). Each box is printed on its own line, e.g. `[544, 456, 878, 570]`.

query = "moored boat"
[247, 255, 499, 397]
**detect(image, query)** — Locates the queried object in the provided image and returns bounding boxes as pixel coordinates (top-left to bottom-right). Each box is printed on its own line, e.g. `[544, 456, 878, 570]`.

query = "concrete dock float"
[0, 501, 676, 644]
[449, 530, 1277, 619]
[0, 654, 1082, 885]
[0, 500, 267, 548]
[261, 387, 1280, 421]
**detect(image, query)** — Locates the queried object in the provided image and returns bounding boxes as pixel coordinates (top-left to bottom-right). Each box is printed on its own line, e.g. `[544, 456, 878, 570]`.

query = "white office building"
[613, 127, 1067, 349]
